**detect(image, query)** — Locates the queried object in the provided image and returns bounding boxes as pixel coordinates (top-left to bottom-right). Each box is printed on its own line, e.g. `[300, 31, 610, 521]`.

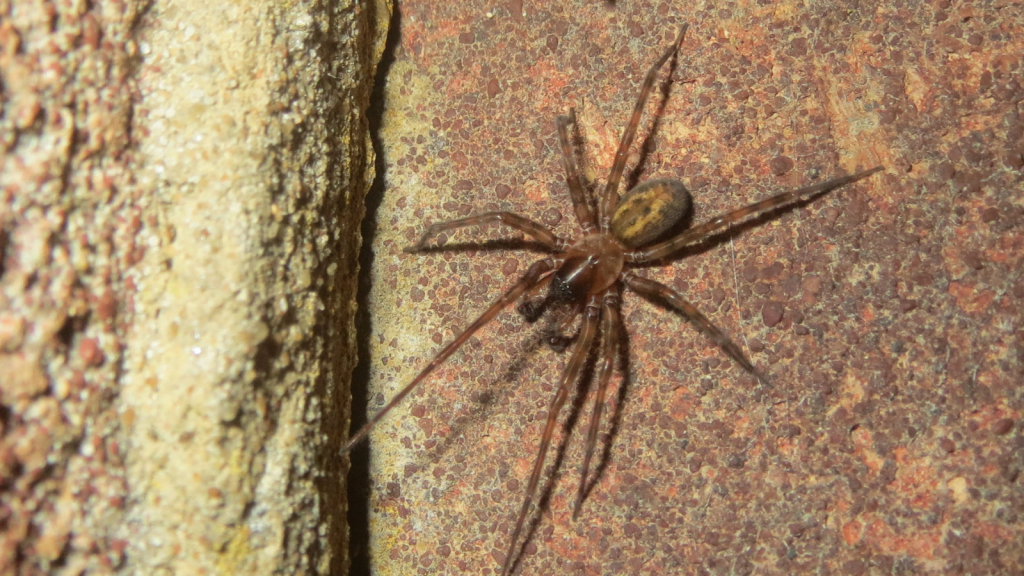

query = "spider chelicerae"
[344, 24, 882, 575]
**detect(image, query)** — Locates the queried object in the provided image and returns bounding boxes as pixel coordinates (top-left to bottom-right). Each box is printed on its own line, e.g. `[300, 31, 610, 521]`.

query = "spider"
[344, 24, 882, 575]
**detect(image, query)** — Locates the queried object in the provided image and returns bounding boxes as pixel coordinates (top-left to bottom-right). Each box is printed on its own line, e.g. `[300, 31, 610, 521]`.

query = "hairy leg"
[600, 25, 689, 229]
[574, 288, 621, 519]
[407, 212, 564, 252]
[557, 114, 597, 233]
[501, 294, 602, 576]
[624, 272, 769, 386]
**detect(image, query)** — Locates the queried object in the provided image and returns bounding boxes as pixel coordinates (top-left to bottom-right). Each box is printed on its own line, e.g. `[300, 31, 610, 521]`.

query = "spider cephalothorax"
[343, 24, 882, 575]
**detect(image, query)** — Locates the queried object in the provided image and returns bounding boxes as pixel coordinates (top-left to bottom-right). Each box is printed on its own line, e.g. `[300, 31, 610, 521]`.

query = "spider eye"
[610, 179, 692, 248]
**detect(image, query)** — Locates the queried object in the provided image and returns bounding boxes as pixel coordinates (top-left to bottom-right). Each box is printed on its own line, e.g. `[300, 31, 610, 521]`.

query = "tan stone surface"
[0, 0, 388, 573]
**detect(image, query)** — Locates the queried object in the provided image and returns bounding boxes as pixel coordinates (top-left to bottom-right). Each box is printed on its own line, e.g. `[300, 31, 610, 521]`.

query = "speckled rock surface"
[361, 1, 1021, 575]
[0, 0, 387, 573]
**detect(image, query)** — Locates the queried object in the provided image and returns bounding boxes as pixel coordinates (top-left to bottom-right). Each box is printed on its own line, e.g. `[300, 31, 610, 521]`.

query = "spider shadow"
[416, 293, 588, 463]
[420, 326, 553, 462]
[406, 238, 556, 256]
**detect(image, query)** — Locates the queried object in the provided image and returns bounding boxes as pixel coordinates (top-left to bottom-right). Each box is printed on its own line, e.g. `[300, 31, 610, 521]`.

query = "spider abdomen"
[610, 179, 692, 248]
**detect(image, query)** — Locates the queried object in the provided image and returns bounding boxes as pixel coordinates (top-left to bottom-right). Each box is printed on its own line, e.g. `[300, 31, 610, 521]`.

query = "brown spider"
[344, 24, 882, 575]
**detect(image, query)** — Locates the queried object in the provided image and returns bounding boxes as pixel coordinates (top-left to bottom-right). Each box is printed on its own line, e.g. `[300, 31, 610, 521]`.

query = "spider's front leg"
[406, 212, 564, 252]
[556, 114, 597, 233]
[341, 257, 558, 453]
[601, 24, 689, 224]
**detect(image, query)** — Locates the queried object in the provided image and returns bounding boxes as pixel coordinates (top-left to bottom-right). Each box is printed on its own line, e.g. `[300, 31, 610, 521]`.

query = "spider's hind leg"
[574, 288, 621, 519]
[500, 295, 603, 576]
[600, 24, 689, 223]
[624, 271, 770, 386]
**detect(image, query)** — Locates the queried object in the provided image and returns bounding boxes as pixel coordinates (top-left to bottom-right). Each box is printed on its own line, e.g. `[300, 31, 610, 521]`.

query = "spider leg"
[623, 272, 770, 386]
[501, 295, 603, 576]
[517, 273, 556, 322]
[556, 114, 597, 233]
[406, 212, 564, 252]
[341, 257, 558, 454]
[573, 288, 620, 520]
[600, 24, 688, 228]
[628, 166, 884, 263]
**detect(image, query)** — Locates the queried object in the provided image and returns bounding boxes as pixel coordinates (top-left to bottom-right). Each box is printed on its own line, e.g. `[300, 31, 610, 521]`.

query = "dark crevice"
[346, 4, 401, 575]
